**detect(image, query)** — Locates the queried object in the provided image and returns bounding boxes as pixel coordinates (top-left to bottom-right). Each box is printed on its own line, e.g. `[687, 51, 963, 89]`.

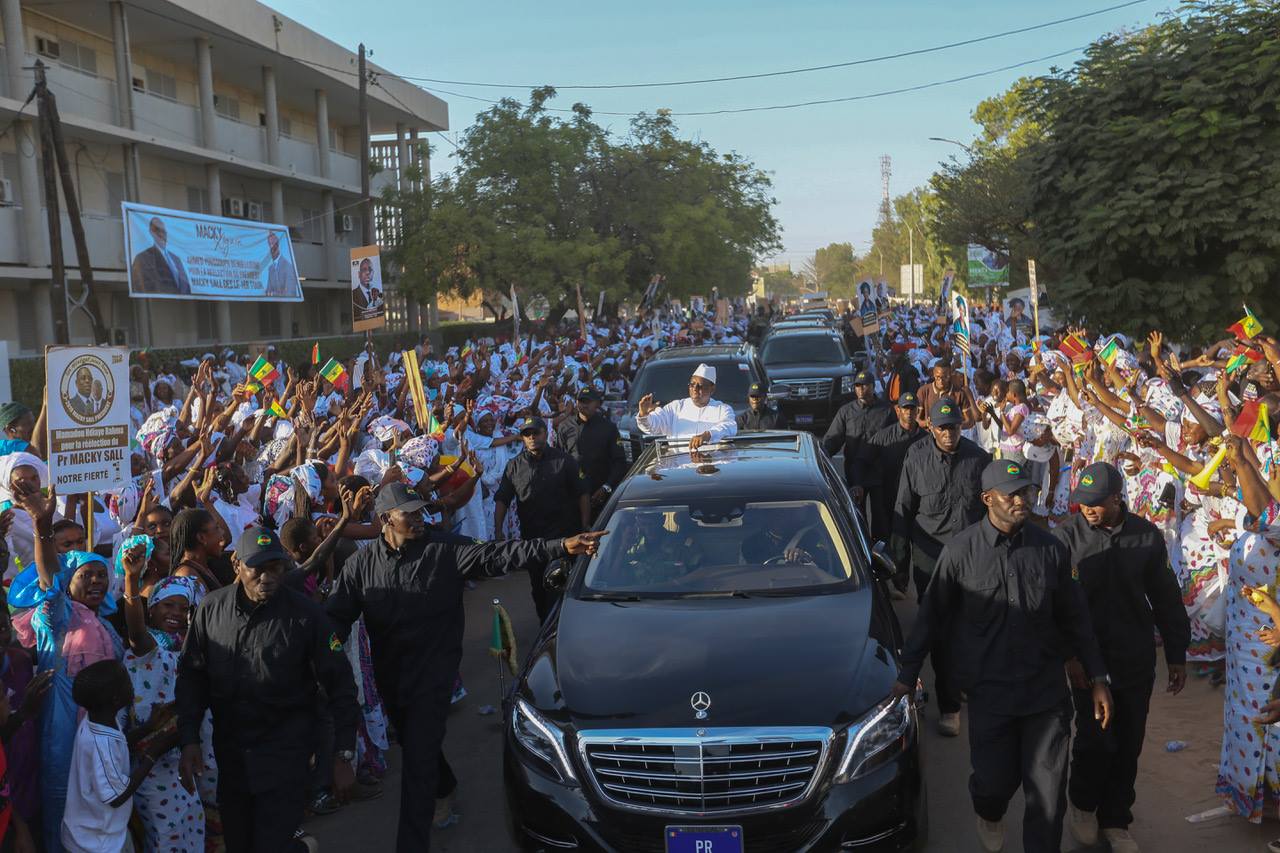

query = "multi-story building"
[0, 0, 446, 353]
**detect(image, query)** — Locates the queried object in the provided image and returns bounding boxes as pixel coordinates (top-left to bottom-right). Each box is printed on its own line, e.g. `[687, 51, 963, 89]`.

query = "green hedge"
[436, 319, 554, 349]
[6, 331, 426, 410]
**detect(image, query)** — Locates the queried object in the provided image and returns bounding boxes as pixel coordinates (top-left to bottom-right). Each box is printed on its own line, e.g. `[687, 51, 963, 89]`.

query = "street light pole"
[908, 225, 914, 308]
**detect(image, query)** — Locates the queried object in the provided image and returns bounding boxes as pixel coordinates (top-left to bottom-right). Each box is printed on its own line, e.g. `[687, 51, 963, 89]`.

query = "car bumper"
[505, 738, 922, 853]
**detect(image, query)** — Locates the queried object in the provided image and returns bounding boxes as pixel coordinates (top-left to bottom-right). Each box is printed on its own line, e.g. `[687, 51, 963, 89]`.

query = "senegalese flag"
[460, 342, 474, 359]
[1232, 401, 1271, 443]
[319, 357, 349, 391]
[1098, 337, 1119, 366]
[425, 411, 445, 440]
[1228, 306, 1263, 341]
[311, 342, 320, 365]
[248, 355, 279, 386]
[1225, 344, 1263, 375]
[1058, 333, 1093, 366]
[245, 380, 261, 394]
[268, 399, 288, 419]
[489, 600, 519, 676]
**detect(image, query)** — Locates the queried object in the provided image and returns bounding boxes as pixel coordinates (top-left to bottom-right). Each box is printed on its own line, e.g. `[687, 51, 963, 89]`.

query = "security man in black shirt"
[176, 526, 360, 853]
[327, 483, 604, 852]
[1053, 462, 1190, 852]
[866, 389, 925, 590]
[494, 416, 591, 622]
[555, 387, 627, 519]
[893, 459, 1113, 853]
[822, 369, 894, 510]
[891, 395, 990, 734]
[737, 382, 786, 431]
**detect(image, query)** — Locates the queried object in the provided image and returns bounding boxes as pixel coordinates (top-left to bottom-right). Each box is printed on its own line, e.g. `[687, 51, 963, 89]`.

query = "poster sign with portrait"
[122, 202, 303, 301]
[350, 245, 387, 332]
[45, 346, 131, 493]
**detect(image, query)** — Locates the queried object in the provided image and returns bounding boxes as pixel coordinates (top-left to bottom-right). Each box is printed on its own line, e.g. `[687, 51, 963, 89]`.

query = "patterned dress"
[1217, 529, 1280, 821]
[125, 645, 205, 852]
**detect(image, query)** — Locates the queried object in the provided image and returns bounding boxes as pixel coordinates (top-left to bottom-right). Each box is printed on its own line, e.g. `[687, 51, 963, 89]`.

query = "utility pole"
[358, 43, 373, 247]
[33, 61, 67, 345]
[908, 224, 914, 308]
[33, 60, 108, 344]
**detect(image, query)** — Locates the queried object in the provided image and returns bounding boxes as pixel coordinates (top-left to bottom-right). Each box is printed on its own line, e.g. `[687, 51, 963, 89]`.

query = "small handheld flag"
[1225, 344, 1263, 375]
[1098, 338, 1119, 366]
[1231, 401, 1271, 443]
[268, 399, 288, 419]
[1058, 333, 1093, 366]
[248, 355, 280, 386]
[489, 600, 519, 676]
[319, 357, 349, 391]
[1228, 306, 1263, 341]
[311, 342, 320, 365]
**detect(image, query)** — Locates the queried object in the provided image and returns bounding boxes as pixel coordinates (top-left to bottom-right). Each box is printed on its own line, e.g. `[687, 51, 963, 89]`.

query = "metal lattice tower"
[879, 154, 893, 224]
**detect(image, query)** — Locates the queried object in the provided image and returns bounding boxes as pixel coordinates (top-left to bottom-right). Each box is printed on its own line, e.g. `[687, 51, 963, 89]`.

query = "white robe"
[636, 397, 738, 442]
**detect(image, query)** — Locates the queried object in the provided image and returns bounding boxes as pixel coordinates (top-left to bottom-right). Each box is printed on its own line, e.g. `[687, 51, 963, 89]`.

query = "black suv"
[504, 432, 924, 853]
[617, 344, 767, 463]
[760, 328, 858, 432]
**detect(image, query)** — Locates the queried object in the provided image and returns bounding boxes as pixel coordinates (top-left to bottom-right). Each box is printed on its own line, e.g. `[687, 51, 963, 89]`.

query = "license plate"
[665, 826, 743, 853]
[795, 414, 814, 425]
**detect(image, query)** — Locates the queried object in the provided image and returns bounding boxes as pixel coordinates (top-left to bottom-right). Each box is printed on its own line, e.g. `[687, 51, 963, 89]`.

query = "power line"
[416, 46, 1088, 118]
[395, 0, 1150, 90]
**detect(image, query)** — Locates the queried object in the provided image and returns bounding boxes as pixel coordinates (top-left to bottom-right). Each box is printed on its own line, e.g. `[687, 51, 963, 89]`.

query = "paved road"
[308, 571, 1270, 852]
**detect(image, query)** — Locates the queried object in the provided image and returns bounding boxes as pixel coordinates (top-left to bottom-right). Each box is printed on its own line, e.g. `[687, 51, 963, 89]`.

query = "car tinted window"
[761, 335, 846, 365]
[581, 500, 854, 597]
[629, 360, 752, 406]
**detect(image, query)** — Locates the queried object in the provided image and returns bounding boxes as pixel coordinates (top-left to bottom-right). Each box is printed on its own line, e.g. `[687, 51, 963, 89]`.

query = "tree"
[1027, 0, 1280, 339]
[802, 243, 858, 298]
[385, 93, 781, 322]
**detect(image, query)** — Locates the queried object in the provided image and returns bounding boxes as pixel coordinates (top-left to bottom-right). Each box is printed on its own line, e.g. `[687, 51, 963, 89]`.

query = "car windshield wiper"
[672, 590, 753, 599]
[578, 592, 643, 602]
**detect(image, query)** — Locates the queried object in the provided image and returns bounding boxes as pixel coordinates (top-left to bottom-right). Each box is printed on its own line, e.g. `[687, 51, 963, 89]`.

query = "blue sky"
[270, 0, 1171, 267]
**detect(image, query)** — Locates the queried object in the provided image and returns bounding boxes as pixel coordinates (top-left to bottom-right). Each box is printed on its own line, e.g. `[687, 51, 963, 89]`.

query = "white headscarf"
[0, 452, 51, 575]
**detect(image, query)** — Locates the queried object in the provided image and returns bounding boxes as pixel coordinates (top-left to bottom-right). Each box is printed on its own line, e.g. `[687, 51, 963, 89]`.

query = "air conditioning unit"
[35, 36, 60, 59]
[246, 201, 263, 221]
[337, 214, 354, 233]
[222, 197, 244, 218]
[0, 178, 13, 205]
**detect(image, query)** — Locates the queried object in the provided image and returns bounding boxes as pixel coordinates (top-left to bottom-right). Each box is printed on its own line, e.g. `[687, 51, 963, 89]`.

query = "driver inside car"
[739, 506, 833, 571]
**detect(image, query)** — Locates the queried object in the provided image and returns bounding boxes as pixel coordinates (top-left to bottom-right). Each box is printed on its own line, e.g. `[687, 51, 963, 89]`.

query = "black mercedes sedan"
[504, 432, 925, 852]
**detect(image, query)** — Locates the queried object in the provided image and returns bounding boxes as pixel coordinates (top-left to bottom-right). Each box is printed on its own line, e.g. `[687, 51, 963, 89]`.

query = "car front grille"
[774, 378, 833, 400]
[578, 727, 832, 817]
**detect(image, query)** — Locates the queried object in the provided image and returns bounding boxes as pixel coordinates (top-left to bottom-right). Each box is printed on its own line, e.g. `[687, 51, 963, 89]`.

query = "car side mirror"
[544, 561, 570, 592]
[870, 541, 896, 583]
[767, 384, 791, 402]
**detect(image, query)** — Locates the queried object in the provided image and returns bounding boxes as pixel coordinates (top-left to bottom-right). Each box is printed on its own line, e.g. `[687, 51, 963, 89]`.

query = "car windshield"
[629, 361, 753, 407]
[762, 336, 846, 365]
[580, 500, 855, 597]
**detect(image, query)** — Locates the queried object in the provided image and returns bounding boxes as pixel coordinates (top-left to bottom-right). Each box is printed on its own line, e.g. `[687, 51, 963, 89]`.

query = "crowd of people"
[0, 289, 1275, 852]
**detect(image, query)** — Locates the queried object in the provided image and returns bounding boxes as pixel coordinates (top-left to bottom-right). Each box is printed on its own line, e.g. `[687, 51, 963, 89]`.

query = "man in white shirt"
[636, 363, 737, 450]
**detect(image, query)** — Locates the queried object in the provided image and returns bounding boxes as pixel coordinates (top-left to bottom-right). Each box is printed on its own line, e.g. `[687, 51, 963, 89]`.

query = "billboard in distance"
[123, 201, 303, 301]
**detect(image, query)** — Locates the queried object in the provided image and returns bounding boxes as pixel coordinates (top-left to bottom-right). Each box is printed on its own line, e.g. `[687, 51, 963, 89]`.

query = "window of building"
[279, 116, 292, 137]
[15, 295, 36, 352]
[298, 207, 324, 244]
[195, 302, 216, 341]
[131, 77, 145, 94]
[329, 127, 340, 150]
[259, 303, 281, 337]
[186, 186, 208, 215]
[59, 39, 98, 77]
[144, 69, 177, 101]
[0, 153, 18, 205]
[110, 293, 135, 345]
[309, 293, 330, 333]
[214, 95, 240, 122]
[105, 171, 125, 215]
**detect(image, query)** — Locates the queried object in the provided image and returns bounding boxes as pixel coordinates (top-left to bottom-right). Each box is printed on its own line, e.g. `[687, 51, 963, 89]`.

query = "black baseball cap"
[577, 387, 602, 402]
[981, 459, 1037, 495]
[852, 371, 874, 386]
[896, 390, 919, 408]
[929, 396, 962, 427]
[236, 526, 290, 567]
[748, 382, 767, 397]
[1070, 462, 1124, 506]
[373, 482, 428, 516]
[518, 415, 546, 434]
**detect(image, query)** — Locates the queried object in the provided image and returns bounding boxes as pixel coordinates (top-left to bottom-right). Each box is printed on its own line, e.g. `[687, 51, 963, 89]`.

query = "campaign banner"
[350, 245, 387, 332]
[122, 202, 302, 302]
[46, 346, 131, 493]
[966, 244, 1009, 288]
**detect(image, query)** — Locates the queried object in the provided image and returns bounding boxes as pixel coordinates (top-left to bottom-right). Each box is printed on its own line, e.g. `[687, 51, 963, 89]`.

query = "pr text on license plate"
[666, 825, 743, 853]
[795, 414, 814, 425]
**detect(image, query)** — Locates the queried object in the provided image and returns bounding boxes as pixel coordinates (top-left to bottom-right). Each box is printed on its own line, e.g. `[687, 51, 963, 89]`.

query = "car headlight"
[512, 698, 579, 784]
[840, 375, 856, 395]
[833, 694, 912, 783]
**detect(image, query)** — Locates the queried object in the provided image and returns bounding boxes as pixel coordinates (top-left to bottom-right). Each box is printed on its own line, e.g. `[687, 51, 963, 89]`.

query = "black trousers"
[968, 697, 1072, 853]
[388, 693, 452, 852]
[913, 567, 961, 714]
[867, 486, 893, 549]
[1069, 680, 1152, 830]
[219, 770, 309, 853]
